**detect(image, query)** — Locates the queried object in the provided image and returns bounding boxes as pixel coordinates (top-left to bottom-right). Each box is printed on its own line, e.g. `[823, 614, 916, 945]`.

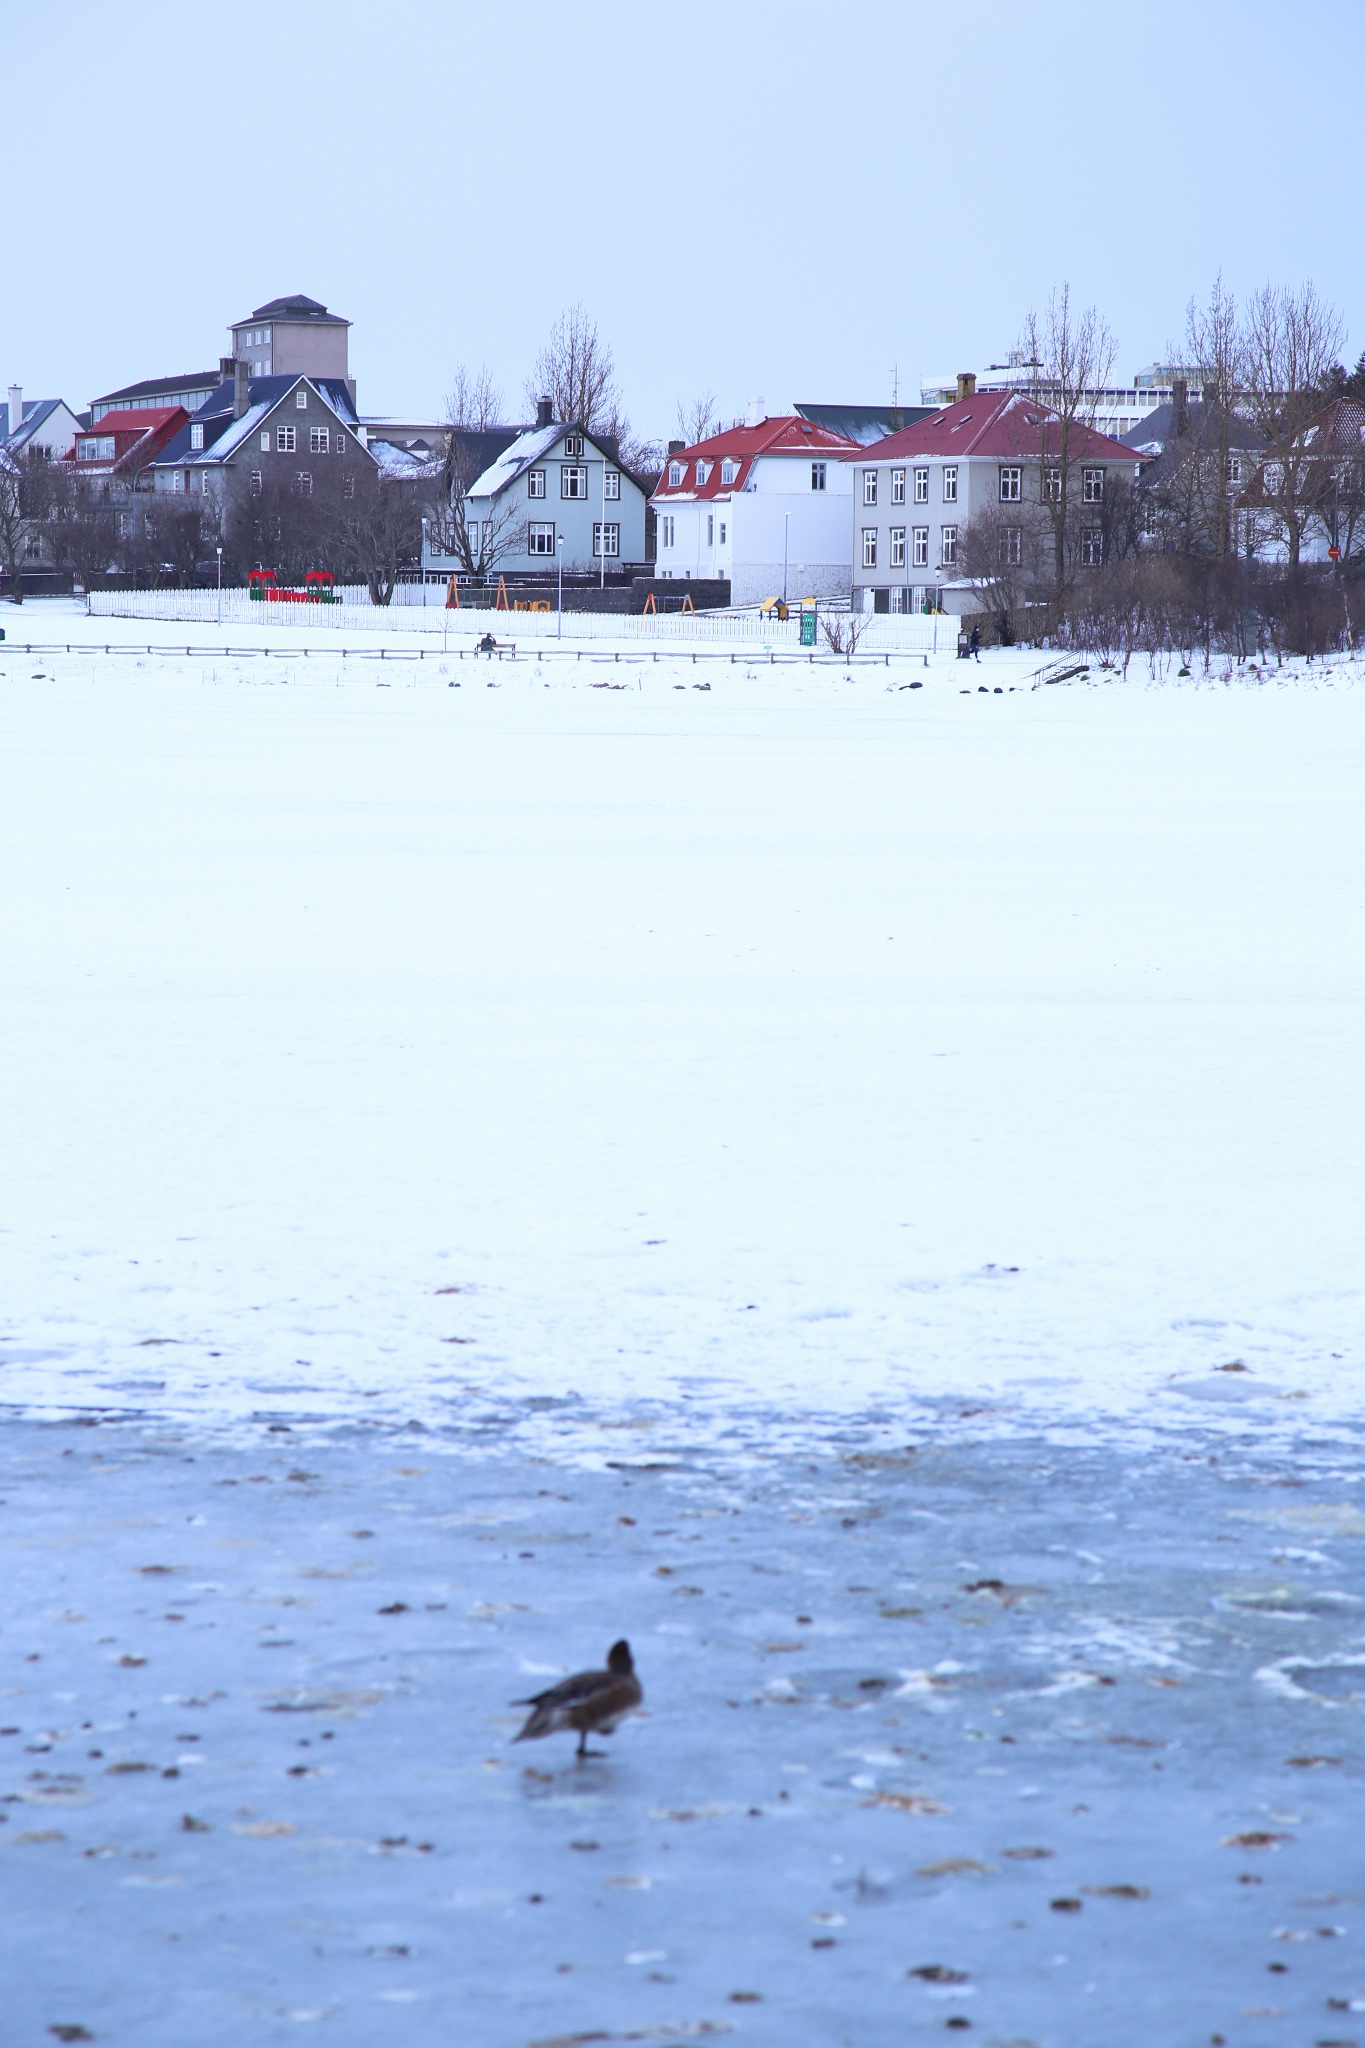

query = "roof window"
[695, 459, 710, 485]
[668, 461, 683, 486]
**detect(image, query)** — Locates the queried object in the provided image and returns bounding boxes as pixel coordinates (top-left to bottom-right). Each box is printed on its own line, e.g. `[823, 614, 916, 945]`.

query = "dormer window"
[695, 459, 711, 485]
[190, 424, 205, 450]
[668, 461, 683, 486]
[720, 458, 738, 485]
[563, 433, 583, 458]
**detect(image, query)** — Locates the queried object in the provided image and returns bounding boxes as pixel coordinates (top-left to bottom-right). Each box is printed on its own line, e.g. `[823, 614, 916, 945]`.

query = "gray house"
[150, 366, 375, 501]
[443, 401, 647, 577]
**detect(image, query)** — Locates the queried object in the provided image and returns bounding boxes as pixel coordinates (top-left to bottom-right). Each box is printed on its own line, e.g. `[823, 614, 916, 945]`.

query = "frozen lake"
[2, 614, 1362, 2041]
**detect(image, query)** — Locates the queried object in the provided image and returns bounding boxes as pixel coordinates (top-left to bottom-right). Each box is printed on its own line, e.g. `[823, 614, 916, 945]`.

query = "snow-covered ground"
[2, 605, 1362, 1446]
[3, 606, 1363, 2044]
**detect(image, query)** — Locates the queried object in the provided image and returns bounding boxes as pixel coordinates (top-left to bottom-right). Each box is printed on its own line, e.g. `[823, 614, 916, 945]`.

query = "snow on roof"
[856, 390, 1143, 464]
[0, 397, 64, 449]
[652, 416, 859, 501]
[466, 423, 566, 499]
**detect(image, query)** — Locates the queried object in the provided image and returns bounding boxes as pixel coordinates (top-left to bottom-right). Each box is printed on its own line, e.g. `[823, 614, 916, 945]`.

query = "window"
[718, 520, 727, 544]
[467, 521, 479, 549]
[1043, 466, 1062, 502]
[941, 525, 957, 565]
[1082, 466, 1104, 503]
[277, 425, 296, 453]
[335, 433, 345, 453]
[891, 467, 905, 504]
[695, 459, 710, 485]
[660, 514, 675, 548]
[1142, 501, 1159, 538]
[942, 464, 957, 503]
[343, 475, 355, 500]
[295, 388, 307, 409]
[190, 424, 204, 451]
[720, 459, 738, 486]
[862, 527, 877, 569]
[707, 513, 714, 545]
[890, 526, 906, 568]
[561, 464, 587, 498]
[863, 469, 878, 506]
[593, 522, 620, 557]
[668, 461, 683, 487]
[912, 525, 929, 567]
[1000, 526, 1022, 566]
[310, 427, 329, 455]
[604, 468, 621, 500]
[261, 430, 271, 452]
[528, 522, 557, 556]
[170, 469, 183, 493]
[563, 434, 583, 458]
[999, 465, 1021, 502]
[811, 461, 826, 491]
[297, 471, 312, 495]
[1225, 455, 1242, 486]
[1081, 527, 1103, 565]
[527, 468, 546, 499]
[914, 467, 928, 504]
[250, 469, 262, 496]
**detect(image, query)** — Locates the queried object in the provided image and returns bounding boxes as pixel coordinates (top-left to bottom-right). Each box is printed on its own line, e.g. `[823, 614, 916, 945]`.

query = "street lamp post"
[216, 545, 223, 626]
[421, 518, 429, 606]
[557, 530, 564, 639]
[783, 512, 790, 604]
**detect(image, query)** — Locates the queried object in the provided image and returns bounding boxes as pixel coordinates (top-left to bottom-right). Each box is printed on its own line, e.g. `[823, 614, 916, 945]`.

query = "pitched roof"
[653, 416, 859, 500]
[795, 401, 935, 446]
[465, 421, 630, 500]
[857, 390, 1142, 464]
[91, 372, 219, 406]
[152, 376, 368, 470]
[80, 407, 183, 437]
[1121, 399, 1266, 458]
[0, 397, 65, 449]
[240, 294, 347, 324]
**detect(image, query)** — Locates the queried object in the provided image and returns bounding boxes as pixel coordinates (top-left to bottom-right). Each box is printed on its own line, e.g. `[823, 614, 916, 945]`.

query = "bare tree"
[1241, 281, 1345, 566]
[1020, 284, 1117, 597]
[337, 470, 424, 606]
[1182, 273, 1243, 557]
[430, 440, 524, 576]
[0, 448, 32, 600]
[43, 465, 119, 587]
[957, 502, 1052, 643]
[526, 304, 620, 432]
[445, 363, 504, 431]
[676, 393, 718, 446]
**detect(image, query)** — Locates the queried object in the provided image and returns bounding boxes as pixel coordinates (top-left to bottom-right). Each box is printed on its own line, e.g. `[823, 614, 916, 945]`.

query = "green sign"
[800, 609, 816, 646]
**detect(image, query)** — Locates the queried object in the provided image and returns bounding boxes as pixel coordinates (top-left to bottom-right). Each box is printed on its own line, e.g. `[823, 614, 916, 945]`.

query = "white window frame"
[190, 424, 204, 451]
[942, 464, 958, 503]
[862, 527, 877, 569]
[1082, 467, 1104, 504]
[999, 465, 1021, 502]
[891, 468, 905, 504]
[603, 468, 621, 500]
[695, 459, 710, 486]
[660, 514, 675, 548]
[310, 426, 329, 455]
[560, 464, 587, 499]
[563, 434, 584, 458]
[1044, 466, 1062, 503]
[260, 430, 271, 452]
[1225, 455, 1242, 487]
[527, 469, 546, 499]
[667, 461, 683, 487]
[250, 469, 262, 496]
[276, 425, 296, 453]
[1081, 527, 1103, 566]
[889, 526, 906, 568]
[914, 467, 928, 504]
[295, 388, 308, 409]
[593, 521, 620, 557]
[706, 512, 714, 545]
[912, 525, 929, 567]
[528, 521, 556, 556]
[720, 459, 738, 486]
[296, 471, 312, 496]
[335, 433, 345, 454]
[940, 524, 957, 565]
[863, 469, 878, 506]
[1001, 526, 1022, 565]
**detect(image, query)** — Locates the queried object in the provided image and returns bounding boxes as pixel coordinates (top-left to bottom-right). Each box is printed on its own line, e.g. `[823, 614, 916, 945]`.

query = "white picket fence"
[87, 587, 952, 653]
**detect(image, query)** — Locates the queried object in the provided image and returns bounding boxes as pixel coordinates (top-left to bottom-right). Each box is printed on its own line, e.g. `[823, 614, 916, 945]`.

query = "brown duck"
[512, 1639, 643, 1759]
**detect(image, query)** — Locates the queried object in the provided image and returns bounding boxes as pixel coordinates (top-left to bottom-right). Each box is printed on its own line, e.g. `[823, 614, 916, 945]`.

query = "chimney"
[667, 438, 684, 455]
[234, 358, 250, 419]
[536, 394, 553, 429]
[956, 372, 976, 402]
[1202, 381, 1217, 409]
[1171, 376, 1189, 437]
[745, 395, 766, 427]
[7, 384, 21, 438]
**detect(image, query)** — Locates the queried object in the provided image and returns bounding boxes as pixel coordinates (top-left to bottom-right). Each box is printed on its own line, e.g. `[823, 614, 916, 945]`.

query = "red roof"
[80, 407, 182, 437]
[853, 390, 1142, 464]
[653, 416, 858, 500]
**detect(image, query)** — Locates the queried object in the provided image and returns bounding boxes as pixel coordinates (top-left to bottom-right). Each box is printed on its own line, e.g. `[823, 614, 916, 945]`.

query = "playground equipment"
[248, 570, 340, 604]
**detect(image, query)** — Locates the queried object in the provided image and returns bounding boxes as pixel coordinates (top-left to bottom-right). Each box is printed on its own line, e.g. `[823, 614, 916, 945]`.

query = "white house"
[2, 389, 82, 462]
[453, 403, 648, 576]
[650, 416, 859, 605]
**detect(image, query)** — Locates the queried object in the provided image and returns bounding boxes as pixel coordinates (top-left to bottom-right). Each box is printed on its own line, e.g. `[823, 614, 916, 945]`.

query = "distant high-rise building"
[228, 295, 353, 402]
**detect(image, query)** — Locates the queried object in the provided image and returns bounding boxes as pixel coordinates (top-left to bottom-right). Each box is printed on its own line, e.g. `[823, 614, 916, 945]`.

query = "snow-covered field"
[2, 605, 1362, 1447]
[3, 605, 1364, 2046]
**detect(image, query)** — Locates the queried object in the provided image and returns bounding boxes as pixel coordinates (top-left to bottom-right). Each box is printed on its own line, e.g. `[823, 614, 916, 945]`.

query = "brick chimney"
[234, 358, 250, 419]
[536, 395, 553, 429]
[7, 384, 21, 438]
[956, 372, 977, 402]
[667, 439, 684, 455]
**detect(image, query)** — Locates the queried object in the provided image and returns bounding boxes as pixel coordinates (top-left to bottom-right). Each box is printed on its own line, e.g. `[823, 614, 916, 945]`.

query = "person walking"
[969, 624, 981, 662]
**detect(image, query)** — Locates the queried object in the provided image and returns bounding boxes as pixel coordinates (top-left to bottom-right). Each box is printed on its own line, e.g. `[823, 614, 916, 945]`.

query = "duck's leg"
[575, 1729, 606, 1760]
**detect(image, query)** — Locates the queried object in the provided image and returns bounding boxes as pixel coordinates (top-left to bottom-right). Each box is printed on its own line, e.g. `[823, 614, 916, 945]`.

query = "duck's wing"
[511, 1666, 612, 1712]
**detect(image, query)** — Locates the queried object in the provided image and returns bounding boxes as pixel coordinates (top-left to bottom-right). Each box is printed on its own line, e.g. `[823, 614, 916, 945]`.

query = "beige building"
[229, 295, 353, 402]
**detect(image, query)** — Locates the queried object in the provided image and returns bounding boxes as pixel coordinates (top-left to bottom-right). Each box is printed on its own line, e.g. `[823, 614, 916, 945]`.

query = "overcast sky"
[6, 0, 1361, 438]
